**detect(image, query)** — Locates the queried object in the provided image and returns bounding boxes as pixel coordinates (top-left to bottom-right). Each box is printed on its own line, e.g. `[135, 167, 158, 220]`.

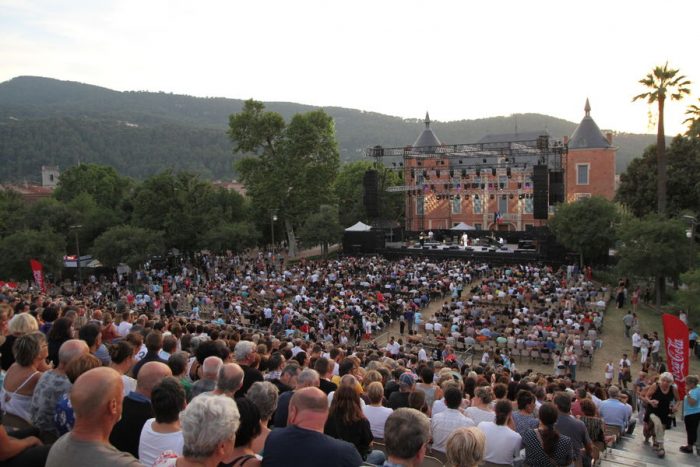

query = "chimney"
[606, 132, 613, 144]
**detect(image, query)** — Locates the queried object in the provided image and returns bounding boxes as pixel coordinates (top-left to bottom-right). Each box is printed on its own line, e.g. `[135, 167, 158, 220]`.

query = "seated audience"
[138, 377, 186, 466]
[445, 426, 486, 467]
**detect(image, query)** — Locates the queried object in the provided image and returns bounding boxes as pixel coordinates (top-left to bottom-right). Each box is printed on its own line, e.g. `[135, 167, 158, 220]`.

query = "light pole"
[683, 214, 697, 270]
[69, 224, 82, 288]
[271, 212, 278, 256]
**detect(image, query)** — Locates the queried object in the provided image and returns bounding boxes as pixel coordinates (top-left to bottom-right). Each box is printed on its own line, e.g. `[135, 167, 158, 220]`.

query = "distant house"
[0, 166, 59, 202]
[211, 180, 247, 196]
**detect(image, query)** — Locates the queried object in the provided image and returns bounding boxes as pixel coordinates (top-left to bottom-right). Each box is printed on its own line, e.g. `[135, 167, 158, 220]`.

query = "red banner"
[662, 313, 689, 398]
[29, 259, 46, 293]
[0, 281, 18, 289]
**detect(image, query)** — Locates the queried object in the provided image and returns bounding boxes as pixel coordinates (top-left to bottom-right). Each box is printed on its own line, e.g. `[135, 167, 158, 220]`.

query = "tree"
[685, 98, 700, 137]
[677, 268, 700, 317]
[633, 63, 691, 216]
[91, 225, 165, 269]
[230, 100, 340, 257]
[548, 196, 619, 267]
[0, 229, 65, 280]
[298, 205, 343, 258]
[616, 136, 700, 217]
[617, 215, 691, 310]
[53, 163, 133, 209]
[0, 190, 28, 237]
[199, 222, 259, 254]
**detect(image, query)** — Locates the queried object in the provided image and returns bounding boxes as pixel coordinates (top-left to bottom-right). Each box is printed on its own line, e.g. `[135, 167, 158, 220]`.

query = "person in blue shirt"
[680, 374, 700, 454]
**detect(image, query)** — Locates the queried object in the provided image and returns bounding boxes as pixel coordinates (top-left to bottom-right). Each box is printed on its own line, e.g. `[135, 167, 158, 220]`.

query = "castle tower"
[41, 166, 60, 188]
[565, 99, 616, 201]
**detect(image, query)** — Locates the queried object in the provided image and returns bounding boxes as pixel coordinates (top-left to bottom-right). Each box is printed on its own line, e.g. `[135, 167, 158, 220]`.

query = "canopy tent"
[345, 221, 372, 232]
[450, 222, 476, 231]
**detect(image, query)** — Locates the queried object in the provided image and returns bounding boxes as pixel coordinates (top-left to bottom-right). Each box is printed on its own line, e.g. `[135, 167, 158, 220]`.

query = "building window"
[523, 197, 533, 214]
[498, 195, 508, 214]
[576, 164, 589, 185]
[416, 196, 424, 216]
[499, 175, 508, 190]
[451, 196, 461, 214]
[473, 198, 482, 214]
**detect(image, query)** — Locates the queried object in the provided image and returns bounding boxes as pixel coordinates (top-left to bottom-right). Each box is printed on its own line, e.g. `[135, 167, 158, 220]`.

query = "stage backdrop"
[662, 313, 689, 398]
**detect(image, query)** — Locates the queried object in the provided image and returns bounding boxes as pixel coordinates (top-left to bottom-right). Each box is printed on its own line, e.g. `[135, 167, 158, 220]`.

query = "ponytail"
[540, 423, 560, 456]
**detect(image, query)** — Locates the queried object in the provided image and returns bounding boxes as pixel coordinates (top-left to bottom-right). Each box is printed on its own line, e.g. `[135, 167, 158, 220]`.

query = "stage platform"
[378, 241, 557, 265]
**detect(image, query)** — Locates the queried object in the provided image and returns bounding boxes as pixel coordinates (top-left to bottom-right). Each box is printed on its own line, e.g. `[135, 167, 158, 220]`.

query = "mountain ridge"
[0, 76, 657, 182]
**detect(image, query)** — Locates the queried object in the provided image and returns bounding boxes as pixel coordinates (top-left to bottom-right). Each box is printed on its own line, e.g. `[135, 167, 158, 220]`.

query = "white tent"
[345, 221, 372, 232]
[450, 222, 475, 231]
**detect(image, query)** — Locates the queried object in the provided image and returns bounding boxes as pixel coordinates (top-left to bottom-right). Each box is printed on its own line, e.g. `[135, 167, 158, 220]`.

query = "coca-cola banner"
[29, 259, 46, 293]
[662, 313, 689, 398]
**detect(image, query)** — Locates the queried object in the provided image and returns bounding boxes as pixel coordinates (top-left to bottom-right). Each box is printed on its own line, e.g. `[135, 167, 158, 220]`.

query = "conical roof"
[412, 112, 441, 150]
[568, 98, 611, 149]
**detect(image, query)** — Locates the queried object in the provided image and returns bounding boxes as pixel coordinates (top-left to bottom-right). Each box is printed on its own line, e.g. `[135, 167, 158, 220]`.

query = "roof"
[412, 112, 442, 150]
[345, 221, 372, 232]
[477, 130, 547, 144]
[568, 98, 611, 149]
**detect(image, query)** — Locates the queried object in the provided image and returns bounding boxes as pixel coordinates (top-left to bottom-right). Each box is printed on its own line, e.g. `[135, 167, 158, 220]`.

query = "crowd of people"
[0, 252, 697, 466]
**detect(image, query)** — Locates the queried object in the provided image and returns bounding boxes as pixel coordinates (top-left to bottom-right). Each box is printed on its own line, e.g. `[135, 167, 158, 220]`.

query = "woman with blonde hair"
[446, 426, 486, 467]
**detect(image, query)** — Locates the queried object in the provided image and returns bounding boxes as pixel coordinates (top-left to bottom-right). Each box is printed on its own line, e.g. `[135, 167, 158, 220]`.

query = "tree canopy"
[548, 196, 619, 266]
[230, 99, 340, 257]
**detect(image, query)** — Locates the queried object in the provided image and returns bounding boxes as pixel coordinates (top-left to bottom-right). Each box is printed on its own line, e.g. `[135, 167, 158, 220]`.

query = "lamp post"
[683, 214, 697, 270]
[69, 224, 82, 288]
[271, 212, 278, 256]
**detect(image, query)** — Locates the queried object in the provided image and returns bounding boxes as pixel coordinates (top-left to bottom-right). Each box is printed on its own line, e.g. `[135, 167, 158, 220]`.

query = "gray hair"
[180, 395, 240, 459]
[607, 385, 620, 399]
[297, 369, 320, 388]
[247, 381, 279, 420]
[217, 364, 243, 393]
[234, 340, 256, 362]
[202, 356, 223, 379]
[659, 372, 674, 383]
[384, 408, 431, 459]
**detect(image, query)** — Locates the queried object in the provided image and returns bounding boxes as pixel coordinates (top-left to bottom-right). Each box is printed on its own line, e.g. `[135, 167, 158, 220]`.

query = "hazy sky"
[2, 0, 699, 136]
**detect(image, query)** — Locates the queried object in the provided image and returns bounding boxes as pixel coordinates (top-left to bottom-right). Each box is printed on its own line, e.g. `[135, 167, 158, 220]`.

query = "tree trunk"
[285, 219, 298, 258]
[657, 97, 667, 216]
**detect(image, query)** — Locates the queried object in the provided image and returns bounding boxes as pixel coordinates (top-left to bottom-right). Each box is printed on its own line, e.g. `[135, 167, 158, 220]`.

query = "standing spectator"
[247, 381, 279, 453]
[190, 356, 223, 399]
[46, 318, 73, 368]
[622, 311, 634, 338]
[1, 313, 39, 371]
[388, 373, 415, 409]
[46, 367, 142, 467]
[512, 389, 539, 437]
[273, 369, 320, 428]
[680, 374, 700, 454]
[108, 340, 138, 396]
[138, 377, 186, 466]
[383, 408, 432, 467]
[229, 397, 262, 467]
[642, 372, 680, 458]
[522, 402, 575, 466]
[599, 386, 632, 433]
[262, 387, 362, 467]
[314, 357, 337, 395]
[478, 399, 522, 465]
[54, 354, 103, 436]
[78, 323, 111, 366]
[445, 426, 485, 467]
[132, 331, 167, 379]
[431, 386, 475, 453]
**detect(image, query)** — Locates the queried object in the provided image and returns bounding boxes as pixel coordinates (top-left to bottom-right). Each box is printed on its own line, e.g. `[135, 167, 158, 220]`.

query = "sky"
[1, 0, 699, 136]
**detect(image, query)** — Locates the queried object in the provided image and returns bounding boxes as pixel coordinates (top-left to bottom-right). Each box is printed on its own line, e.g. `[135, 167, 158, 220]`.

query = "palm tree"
[684, 98, 700, 137]
[633, 62, 691, 216]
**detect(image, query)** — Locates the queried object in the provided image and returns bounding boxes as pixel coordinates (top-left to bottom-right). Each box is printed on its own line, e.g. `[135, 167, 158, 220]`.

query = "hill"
[0, 76, 657, 182]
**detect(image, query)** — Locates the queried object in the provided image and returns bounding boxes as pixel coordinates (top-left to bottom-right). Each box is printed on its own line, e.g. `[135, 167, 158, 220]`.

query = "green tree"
[0, 190, 28, 237]
[677, 268, 700, 318]
[91, 225, 165, 269]
[199, 222, 259, 254]
[298, 205, 343, 258]
[616, 136, 700, 217]
[548, 196, 619, 267]
[53, 163, 133, 209]
[633, 63, 691, 216]
[685, 98, 700, 137]
[0, 229, 65, 280]
[230, 100, 340, 258]
[617, 215, 691, 309]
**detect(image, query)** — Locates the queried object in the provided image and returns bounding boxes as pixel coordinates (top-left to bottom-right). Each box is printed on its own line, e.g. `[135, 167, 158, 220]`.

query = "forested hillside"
[0, 76, 657, 182]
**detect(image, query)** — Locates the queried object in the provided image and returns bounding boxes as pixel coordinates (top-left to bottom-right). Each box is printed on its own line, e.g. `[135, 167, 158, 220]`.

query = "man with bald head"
[262, 387, 362, 467]
[47, 367, 141, 466]
[110, 361, 171, 458]
[203, 362, 244, 398]
[31, 339, 89, 441]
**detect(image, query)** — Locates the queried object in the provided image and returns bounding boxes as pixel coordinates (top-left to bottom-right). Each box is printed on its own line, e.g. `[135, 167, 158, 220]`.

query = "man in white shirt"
[385, 337, 400, 357]
[631, 331, 641, 362]
[433, 321, 443, 335]
[431, 387, 475, 452]
[117, 311, 133, 337]
[417, 346, 428, 362]
[478, 400, 522, 465]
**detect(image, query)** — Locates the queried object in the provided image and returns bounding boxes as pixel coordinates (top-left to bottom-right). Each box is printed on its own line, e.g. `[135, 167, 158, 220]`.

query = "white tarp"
[450, 222, 476, 231]
[345, 221, 372, 232]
